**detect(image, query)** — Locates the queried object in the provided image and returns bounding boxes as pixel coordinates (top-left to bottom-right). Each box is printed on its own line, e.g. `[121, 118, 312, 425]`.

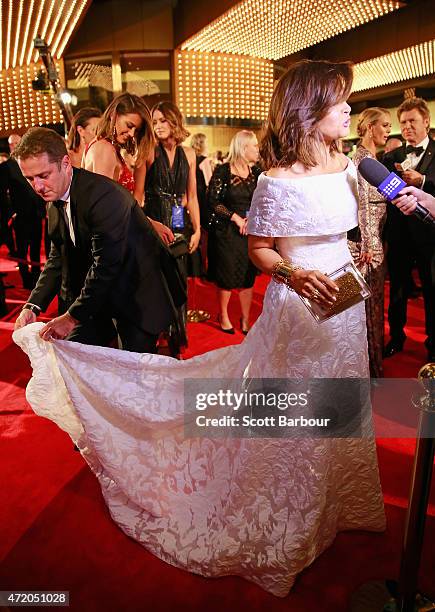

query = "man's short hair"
[13, 127, 67, 164]
[397, 97, 430, 126]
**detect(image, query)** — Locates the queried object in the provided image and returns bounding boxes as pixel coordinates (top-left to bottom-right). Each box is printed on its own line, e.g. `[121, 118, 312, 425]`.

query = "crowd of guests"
[13, 61, 387, 596]
[348, 97, 435, 371]
[1, 90, 435, 368]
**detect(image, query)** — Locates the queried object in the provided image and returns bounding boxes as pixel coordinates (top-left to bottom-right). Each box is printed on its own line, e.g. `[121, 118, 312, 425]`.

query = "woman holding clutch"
[135, 101, 201, 355]
[14, 60, 385, 597]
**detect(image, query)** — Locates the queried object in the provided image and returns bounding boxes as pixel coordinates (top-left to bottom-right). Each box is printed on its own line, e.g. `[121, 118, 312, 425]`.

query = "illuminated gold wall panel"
[353, 40, 435, 92]
[0, 0, 91, 69]
[176, 50, 274, 120]
[181, 0, 402, 60]
[0, 62, 62, 136]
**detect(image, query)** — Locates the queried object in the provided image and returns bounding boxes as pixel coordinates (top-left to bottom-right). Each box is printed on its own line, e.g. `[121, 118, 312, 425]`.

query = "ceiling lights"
[181, 0, 403, 60]
[0, 61, 62, 135]
[353, 39, 435, 92]
[0, 0, 90, 70]
[176, 50, 274, 120]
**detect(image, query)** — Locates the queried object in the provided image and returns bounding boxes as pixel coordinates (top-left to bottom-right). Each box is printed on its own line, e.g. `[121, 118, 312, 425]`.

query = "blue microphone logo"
[378, 173, 406, 199]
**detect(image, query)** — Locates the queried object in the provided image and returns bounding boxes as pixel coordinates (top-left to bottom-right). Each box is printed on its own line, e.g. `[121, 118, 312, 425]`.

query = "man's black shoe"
[383, 340, 405, 358]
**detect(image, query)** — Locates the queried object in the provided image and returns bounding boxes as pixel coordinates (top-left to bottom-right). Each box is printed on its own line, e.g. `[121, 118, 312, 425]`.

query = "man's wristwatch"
[22, 303, 41, 315]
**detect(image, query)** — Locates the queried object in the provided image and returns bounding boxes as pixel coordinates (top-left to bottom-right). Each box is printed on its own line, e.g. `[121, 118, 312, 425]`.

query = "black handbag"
[168, 233, 189, 258]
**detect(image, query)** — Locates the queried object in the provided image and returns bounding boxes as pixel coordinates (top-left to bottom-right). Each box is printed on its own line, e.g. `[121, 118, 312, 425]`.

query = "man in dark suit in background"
[0, 133, 46, 289]
[383, 97, 435, 362]
[14, 127, 183, 353]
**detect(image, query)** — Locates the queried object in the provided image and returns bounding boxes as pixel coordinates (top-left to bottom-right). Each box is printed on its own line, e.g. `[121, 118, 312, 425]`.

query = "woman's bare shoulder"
[266, 163, 306, 179]
[182, 145, 196, 163]
[89, 139, 115, 154]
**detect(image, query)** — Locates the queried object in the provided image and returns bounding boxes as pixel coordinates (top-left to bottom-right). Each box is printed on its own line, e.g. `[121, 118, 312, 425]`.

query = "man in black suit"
[383, 97, 435, 362]
[0, 134, 46, 289]
[13, 127, 183, 353]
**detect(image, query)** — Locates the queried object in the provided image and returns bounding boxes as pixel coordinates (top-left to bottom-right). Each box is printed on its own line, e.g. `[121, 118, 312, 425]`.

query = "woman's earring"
[111, 124, 117, 145]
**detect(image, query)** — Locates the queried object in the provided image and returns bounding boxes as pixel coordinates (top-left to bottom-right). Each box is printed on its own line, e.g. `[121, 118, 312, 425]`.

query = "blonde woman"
[207, 130, 260, 334]
[191, 132, 213, 227]
[349, 107, 391, 376]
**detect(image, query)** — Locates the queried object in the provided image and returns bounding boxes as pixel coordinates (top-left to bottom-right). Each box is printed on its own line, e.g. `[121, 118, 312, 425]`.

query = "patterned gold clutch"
[299, 261, 371, 323]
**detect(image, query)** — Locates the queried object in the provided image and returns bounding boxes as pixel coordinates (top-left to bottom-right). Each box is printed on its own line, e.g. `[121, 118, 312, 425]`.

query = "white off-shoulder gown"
[13, 162, 385, 597]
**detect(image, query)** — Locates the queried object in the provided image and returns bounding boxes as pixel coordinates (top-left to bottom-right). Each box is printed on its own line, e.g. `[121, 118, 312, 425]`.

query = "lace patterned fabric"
[348, 146, 387, 377]
[13, 161, 385, 597]
[248, 163, 359, 237]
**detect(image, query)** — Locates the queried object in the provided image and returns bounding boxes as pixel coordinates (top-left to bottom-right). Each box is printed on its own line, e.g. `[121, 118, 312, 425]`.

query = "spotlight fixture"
[31, 67, 50, 92]
[33, 36, 74, 129]
[58, 90, 77, 105]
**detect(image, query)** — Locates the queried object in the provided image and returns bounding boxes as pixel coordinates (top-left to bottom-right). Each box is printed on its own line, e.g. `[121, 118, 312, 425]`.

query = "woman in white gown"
[13, 60, 385, 598]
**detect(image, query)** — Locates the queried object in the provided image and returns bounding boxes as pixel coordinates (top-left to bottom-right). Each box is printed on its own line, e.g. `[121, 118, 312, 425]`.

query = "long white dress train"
[13, 162, 385, 597]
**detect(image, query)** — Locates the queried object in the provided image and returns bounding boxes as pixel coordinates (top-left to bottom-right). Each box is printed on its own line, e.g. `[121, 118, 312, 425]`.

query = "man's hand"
[39, 312, 78, 341]
[189, 229, 201, 253]
[148, 218, 174, 245]
[402, 169, 424, 187]
[14, 309, 37, 330]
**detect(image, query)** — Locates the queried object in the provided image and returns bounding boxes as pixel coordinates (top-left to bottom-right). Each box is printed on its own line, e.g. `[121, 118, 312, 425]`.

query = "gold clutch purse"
[299, 261, 371, 323]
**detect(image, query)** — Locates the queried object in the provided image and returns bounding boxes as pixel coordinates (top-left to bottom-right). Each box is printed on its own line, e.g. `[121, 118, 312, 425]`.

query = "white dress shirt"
[404, 135, 429, 189]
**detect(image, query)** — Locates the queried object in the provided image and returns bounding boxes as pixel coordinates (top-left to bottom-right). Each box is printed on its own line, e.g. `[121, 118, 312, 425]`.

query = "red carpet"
[0, 247, 434, 611]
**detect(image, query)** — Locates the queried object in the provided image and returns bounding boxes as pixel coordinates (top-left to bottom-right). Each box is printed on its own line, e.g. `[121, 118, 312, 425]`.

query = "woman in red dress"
[83, 93, 172, 243]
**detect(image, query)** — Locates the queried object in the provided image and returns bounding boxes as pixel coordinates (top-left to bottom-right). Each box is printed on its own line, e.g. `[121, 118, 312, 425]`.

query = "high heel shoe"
[240, 317, 250, 335]
[217, 315, 235, 335]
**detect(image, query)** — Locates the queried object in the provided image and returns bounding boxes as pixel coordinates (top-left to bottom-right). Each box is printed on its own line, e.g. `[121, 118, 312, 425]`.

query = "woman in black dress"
[134, 101, 201, 355]
[207, 130, 260, 334]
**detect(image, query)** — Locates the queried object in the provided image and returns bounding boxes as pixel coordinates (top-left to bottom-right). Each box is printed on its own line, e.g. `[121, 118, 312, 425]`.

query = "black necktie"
[54, 200, 73, 243]
[405, 145, 424, 155]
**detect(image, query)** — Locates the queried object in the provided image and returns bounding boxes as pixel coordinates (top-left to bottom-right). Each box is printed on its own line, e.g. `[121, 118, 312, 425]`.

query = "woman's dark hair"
[67, 107, 102, 152]
[260, 60, 353, 170]
[151, 101, 190, 145]
[96, 93, 154, 164]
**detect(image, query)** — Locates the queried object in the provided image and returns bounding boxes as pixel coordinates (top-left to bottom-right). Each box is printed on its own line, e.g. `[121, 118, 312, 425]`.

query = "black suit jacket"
[382, 139, 435, 245]
[29, 168, 182, 335]
[0, 158, 46, 231]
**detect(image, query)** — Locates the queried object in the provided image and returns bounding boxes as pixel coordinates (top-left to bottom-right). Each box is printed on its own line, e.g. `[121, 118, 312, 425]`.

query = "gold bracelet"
[271, 259, 301, 288]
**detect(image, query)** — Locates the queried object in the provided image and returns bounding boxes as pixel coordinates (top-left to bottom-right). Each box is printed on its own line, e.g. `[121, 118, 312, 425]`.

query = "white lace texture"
[13, 165, 385, 597]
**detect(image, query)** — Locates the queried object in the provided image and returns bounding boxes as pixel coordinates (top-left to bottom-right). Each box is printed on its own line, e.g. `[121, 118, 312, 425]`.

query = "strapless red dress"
[84, 139, 135, 193]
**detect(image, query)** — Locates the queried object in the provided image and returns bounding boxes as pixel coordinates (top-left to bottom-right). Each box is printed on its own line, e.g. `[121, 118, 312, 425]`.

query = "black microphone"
[358, 157, 435, 226]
